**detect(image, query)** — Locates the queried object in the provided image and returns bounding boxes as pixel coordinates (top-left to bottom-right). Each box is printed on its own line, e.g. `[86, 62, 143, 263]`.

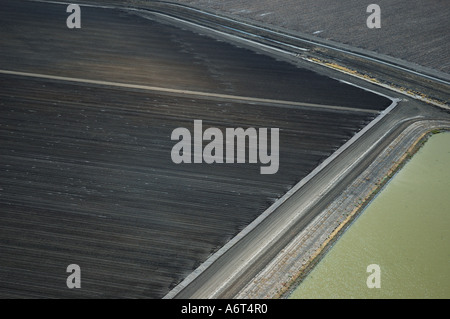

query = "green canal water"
[290, 132, 450, 299]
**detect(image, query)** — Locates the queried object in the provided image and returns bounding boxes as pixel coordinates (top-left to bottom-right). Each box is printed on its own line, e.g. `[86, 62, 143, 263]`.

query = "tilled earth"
[0, 0, 390, 298]
[171, 0, 450, 74]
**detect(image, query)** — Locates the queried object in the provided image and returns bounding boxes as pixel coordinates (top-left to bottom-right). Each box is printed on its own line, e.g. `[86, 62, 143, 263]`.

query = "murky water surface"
[290, 132, 450, 299]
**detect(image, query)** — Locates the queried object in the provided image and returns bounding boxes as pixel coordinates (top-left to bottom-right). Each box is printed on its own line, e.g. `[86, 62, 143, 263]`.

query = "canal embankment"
[237, 119, 450, 299]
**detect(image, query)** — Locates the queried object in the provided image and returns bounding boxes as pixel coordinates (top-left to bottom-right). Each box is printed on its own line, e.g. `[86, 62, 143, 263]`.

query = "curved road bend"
[166, 100, 450, 299]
